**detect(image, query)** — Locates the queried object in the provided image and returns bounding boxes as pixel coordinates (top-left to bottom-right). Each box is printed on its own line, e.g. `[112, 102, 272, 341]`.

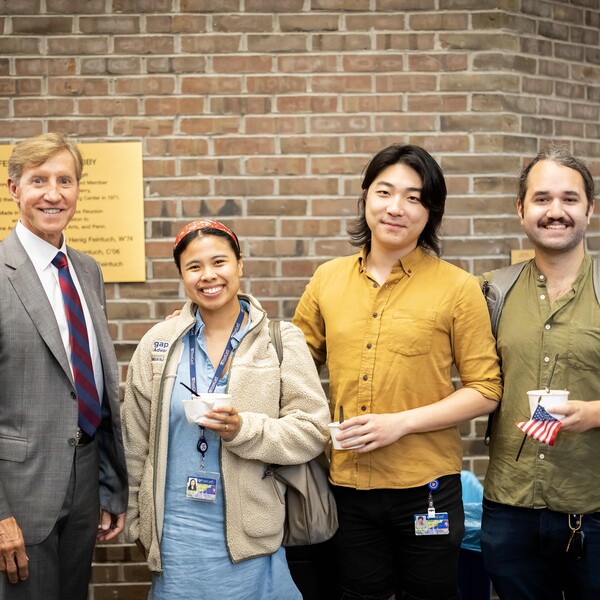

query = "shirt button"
[366, 343, 372, 349]
[540, 294, 546, 300]
[372, 312, 378, 318]
[545, 324, 551, 330]
[68, 437, 77, 446]
[539, 453, 545, 459]
[544, 356, 550, 363]
[70, 391, 77, 400]
[373, 283, 378, 288]
[539, 274, 545, 280]
[361, 406, 367, 411]
[363, 374, 368, 381]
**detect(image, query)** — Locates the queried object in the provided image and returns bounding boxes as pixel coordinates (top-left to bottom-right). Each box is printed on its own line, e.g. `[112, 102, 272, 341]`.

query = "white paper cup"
[527, 389, 569, 420]
[182, 393, 232, 424]
[328, 422, 365, 450]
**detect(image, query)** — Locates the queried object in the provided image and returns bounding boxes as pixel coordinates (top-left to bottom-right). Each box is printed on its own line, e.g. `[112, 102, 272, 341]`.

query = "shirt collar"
[15, 220, 67, 273]
[358, 245, 427, 277]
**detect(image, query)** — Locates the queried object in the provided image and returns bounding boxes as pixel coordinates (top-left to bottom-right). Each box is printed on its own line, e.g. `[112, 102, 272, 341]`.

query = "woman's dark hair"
[173, 227, 242, 273]
[348, 144, 447, 257]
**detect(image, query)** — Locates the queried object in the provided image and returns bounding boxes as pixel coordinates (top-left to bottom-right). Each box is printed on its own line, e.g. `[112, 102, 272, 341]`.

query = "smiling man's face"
[8, 149, 79, 248]
[518, 159, 594, 257]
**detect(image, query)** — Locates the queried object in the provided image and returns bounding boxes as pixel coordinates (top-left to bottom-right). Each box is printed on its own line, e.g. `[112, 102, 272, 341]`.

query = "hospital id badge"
[414, 512, 450, 536]
[185, 473, 220, 502]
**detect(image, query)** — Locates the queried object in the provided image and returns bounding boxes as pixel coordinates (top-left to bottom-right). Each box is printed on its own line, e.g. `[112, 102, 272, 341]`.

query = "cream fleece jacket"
[122, 294, 330, 572]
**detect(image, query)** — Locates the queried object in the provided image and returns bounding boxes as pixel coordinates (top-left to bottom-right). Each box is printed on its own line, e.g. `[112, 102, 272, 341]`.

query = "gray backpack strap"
[482, 262, 528, 337]
[268, 319, 283, 366]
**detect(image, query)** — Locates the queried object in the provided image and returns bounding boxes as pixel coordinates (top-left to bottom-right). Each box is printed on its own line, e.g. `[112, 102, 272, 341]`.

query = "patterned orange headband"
[173, 219, 240, 252]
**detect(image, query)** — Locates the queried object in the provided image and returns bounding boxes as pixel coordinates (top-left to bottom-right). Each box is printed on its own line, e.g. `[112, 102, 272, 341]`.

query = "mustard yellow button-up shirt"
[293, 247, 502, 490]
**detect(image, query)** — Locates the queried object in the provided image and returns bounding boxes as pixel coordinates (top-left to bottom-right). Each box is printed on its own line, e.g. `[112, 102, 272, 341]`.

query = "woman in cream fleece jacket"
[122, 220, 330, 599]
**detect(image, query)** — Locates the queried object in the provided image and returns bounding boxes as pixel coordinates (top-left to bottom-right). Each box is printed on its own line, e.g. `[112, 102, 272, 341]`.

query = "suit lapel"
[4, 231, 73, 383]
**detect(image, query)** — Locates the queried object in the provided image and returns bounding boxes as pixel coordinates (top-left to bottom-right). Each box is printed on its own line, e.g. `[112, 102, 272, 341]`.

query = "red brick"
[376, 32, 435, 51]
[246, 0, 304, 10]
[407, 94, 467, 112]
[79, 16, 139, 34]
[312, 33, 371, 52]
[376, 73, 436, 92]
[115, 76, 175, 95]
[15, 57, 76, 76]
[314, 238, 355, 256]
[148, 179, 210, 198]
[180, 158, 241, 177]
[181, 198, 243, 218]
[107, 57, 142, 74]
[248, 239, 308, 257]
[47, 36, 109, 55]
[312, 0, 370, 9]
[245, 157, 306, 176]
[278, 55, 338, 73]
[281, 218, 342, 237]
[144, 97, 205, 115]
[146, 14, 207, 33]
[247, 199, 308, 216]
[0, 99, 9, 117]
[247, 33, 308, 53]
[209, 96, 271, 114]
[113, 0, 171, 11]
[11, 16, 73, 33]
[342, 95, 404, 112]
[114, 35, 174, 55]
[279, 14, 340, 32]
[1, 0, 39, 12]
[180, 117, 240, 135]
[246, 75, 306, 94]
[346, 13, 405, 30]
[214, 178, 275, 197]
[47, 0, 105, 12]
[280, 178, 338, 196]
[46, 119, 109, 136]
[313, 198, 359, 216]
[79, 98, 139, 116]
[13, 98, 75, 117]
[213, 55, 271, 73]
[280, 136, 340, 154]
[408, 53, 468, 72]
[309, 114, 371, 133]
[181, 76, 242, 94]
[374, 114, 437, 132]
[181, 34, 241, 53]
[343, 53, 405, 72]
[213, 137, 275, 155]
[276, 95, 337, 113]
[311, 156, 367, 175]
[48, 77, 109, 96]
[142, 159, 176, 178]
[180, 0, 240, 11]
[213, 14, 273, 32]
[0, 37, 41, 54]
[245, 116, 306, 135]
[312, 75, 371, 93]
[112, 118, 174, 136]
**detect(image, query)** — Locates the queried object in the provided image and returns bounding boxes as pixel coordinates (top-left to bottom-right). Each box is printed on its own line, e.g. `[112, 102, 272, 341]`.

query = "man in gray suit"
[0, 133, 128, 599]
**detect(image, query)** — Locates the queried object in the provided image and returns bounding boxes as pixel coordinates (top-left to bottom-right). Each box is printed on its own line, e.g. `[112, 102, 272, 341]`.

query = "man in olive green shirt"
[481, 147, 600, 600]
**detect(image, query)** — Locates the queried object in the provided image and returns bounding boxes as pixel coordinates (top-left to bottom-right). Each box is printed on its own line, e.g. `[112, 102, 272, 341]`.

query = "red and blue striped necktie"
[52, 251, 101, 436]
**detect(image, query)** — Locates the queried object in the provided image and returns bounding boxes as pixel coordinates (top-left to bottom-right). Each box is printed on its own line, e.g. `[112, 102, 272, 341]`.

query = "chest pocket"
[388, 309, 437, 356]
[568, 327, 600, 372]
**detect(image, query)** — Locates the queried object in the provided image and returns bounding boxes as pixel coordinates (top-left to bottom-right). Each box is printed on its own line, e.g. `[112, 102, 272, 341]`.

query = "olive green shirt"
[484, 255, 600, 513]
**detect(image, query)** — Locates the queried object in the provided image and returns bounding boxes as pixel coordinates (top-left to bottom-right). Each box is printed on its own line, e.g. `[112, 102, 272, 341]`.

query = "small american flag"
[516, 404, 562, 446]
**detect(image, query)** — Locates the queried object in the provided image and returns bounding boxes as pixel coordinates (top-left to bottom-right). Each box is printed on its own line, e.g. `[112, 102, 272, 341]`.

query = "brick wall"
[1, 0, 599, 596]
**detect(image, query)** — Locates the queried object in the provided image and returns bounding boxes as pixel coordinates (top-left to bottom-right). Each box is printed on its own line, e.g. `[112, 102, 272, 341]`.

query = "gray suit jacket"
[0, 229, 127, 544]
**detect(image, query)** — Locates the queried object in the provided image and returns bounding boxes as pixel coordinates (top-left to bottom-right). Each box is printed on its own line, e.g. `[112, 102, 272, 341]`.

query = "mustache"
[539, 217, 572, 227]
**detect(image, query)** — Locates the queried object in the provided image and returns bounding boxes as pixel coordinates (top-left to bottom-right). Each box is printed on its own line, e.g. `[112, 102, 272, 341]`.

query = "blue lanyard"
[188, 305, 245, 395]
[188, 304, 245, 464]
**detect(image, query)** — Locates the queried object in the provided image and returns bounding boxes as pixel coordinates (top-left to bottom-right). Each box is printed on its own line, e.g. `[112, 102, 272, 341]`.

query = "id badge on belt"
[414, 479, 449, 536]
